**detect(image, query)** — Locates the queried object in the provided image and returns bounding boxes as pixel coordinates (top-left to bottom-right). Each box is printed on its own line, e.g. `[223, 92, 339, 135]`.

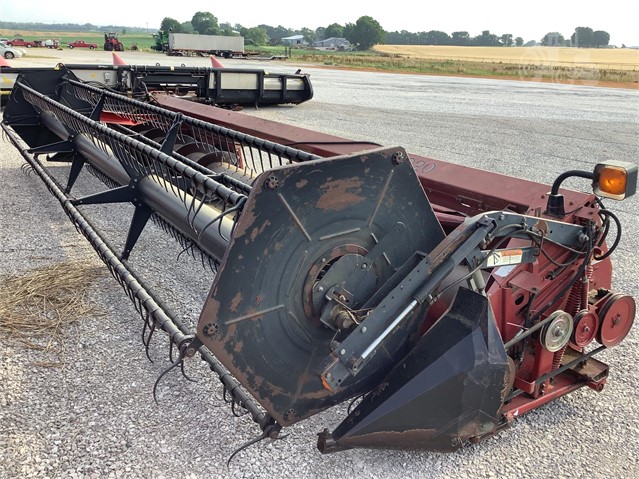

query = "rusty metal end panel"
[196, 147, 445, 426]
[319, 287, 511, 453]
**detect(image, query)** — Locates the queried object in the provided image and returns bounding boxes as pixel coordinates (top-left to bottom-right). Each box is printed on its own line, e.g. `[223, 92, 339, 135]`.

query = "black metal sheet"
[320, 287, 511, 452]
[196, 147, 445, 425]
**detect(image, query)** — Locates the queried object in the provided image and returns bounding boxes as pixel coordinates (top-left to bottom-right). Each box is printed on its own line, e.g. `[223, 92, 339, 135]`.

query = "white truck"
[167, 33, 245, 58]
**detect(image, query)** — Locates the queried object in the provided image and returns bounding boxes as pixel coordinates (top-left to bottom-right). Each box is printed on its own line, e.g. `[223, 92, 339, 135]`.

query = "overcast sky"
[1, 0, 638, 46]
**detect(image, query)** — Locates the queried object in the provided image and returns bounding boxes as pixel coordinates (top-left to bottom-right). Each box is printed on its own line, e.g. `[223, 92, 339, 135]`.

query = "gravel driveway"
[1, 48, 638, 479]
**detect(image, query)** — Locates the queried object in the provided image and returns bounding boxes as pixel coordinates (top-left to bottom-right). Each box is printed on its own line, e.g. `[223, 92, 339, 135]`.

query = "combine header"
[0, 63, 313, 108]
[1, 69, 636, 455]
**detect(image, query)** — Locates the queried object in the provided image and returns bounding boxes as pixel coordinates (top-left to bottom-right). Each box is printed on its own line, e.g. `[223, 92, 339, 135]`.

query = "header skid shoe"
[197, 147, 445, 425]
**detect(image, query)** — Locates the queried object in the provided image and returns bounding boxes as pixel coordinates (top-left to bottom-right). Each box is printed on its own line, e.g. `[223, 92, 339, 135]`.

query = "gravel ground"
[1, 50, 638, 479]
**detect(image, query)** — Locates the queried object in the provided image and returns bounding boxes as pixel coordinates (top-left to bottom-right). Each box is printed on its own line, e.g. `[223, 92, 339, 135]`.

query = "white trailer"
[167, 33, 245, 57]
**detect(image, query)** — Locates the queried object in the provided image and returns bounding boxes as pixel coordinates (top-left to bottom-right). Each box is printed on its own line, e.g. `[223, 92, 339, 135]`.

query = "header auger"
[1, 66, 636, 456]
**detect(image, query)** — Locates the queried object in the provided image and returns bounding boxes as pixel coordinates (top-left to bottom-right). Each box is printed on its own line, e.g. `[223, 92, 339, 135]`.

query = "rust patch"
[316, 177, 364, 212]
[533, 219, 549, 235]
[274, 241, 284, 251]
[229, 292, 243, 313]
[256, 294, 265, 306]
[250, 219, 272, 242]
[296, 179, 309, 188]
[233, 200, 258, 239]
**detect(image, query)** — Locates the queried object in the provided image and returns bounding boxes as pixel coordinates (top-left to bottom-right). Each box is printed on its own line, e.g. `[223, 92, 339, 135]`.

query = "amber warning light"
[593, 161, 638, 200]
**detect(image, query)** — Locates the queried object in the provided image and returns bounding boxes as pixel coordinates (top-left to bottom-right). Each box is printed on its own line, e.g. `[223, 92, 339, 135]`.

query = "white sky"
[1, 0, 638, 46]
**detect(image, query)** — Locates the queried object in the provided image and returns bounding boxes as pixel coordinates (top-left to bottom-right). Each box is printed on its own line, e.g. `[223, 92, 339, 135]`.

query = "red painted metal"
[572, 311, 599, 347]
[151, 94, 589, 216]
[596, 294, 636, 347]
[503, 357, 608, 420]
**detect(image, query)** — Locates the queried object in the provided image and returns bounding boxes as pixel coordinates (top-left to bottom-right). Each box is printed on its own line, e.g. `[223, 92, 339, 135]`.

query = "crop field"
[374, 45, 639, 71]
[290, 45, 639, 85]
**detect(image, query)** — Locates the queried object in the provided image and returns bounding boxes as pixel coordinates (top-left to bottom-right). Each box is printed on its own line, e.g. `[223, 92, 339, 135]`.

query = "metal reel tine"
[180, 359, 197, 383]
[143, 319, 158, 363]
[152, 350, 185, 405]
[168, 340, 175, 363]
[226, 429, 270, 468]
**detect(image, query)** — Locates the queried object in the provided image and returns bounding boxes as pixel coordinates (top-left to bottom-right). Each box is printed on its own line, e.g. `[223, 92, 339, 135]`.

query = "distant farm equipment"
[153, 31, 244, 58]
[104, 32, 124, 52]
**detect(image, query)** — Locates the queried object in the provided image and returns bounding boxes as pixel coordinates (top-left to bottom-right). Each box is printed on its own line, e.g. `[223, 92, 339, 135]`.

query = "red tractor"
[104, 32, 124, 51]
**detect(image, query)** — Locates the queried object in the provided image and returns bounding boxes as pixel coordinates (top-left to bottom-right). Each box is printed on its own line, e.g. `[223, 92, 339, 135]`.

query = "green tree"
[451, 31, 470, 45]
[571, 27, 594, 47]
[500, 33, 513, 46]
[347, 15, 385, 50]
[344, 22, 355, 42]
[325, 23, 344, 39]
[515, 37, 524, 46]
[300, 27, 316, 44]
[191, 11, 219, 35]
[592, 30, 610, 47]
[541, 32, 564, 46]
[180, 21, 195, 34]
[315, 27, 326, 40]
[270, 25, 293, 44]
[220, 22, 235, 36]
[473, 30, 499, 46]
[245, 27, 268, 46]
[160, 17, 182, 33]
[423, 30, 450, 45]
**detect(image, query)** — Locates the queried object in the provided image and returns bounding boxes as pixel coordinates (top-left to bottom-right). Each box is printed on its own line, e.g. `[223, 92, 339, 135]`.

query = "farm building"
[313, 37, 351, 50]
[281, 35, 307, 46]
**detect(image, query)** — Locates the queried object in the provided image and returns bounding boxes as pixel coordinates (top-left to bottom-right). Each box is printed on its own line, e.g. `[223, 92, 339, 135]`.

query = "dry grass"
[0, 261, 105, 366]
[374, 45, 639, 71]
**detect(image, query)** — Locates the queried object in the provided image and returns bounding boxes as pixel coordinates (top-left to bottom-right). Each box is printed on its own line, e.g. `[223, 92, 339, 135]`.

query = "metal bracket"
[160, 114, 184, 154]
[64, 154, 87, 193]
[27, 139, 74, 155]
[122, 201, 153, 260]
[319, 210, 589, 390]
[89, 91, 106, 122]
[70, 184, 137, 206]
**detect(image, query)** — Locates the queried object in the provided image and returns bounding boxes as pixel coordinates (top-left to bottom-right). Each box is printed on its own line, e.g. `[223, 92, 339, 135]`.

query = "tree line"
[160, 13, 384, 50]
[0, 16, 615, 50]
[541, 27, 611, 48]
[160, 13, 615, 50]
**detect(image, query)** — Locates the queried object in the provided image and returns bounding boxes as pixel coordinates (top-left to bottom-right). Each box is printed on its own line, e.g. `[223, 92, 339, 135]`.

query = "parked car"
[0, 43, 24, 59]
[6, 38, 37, 48]
[43, 39, 61, 49]
[67, 40, 98, 49]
